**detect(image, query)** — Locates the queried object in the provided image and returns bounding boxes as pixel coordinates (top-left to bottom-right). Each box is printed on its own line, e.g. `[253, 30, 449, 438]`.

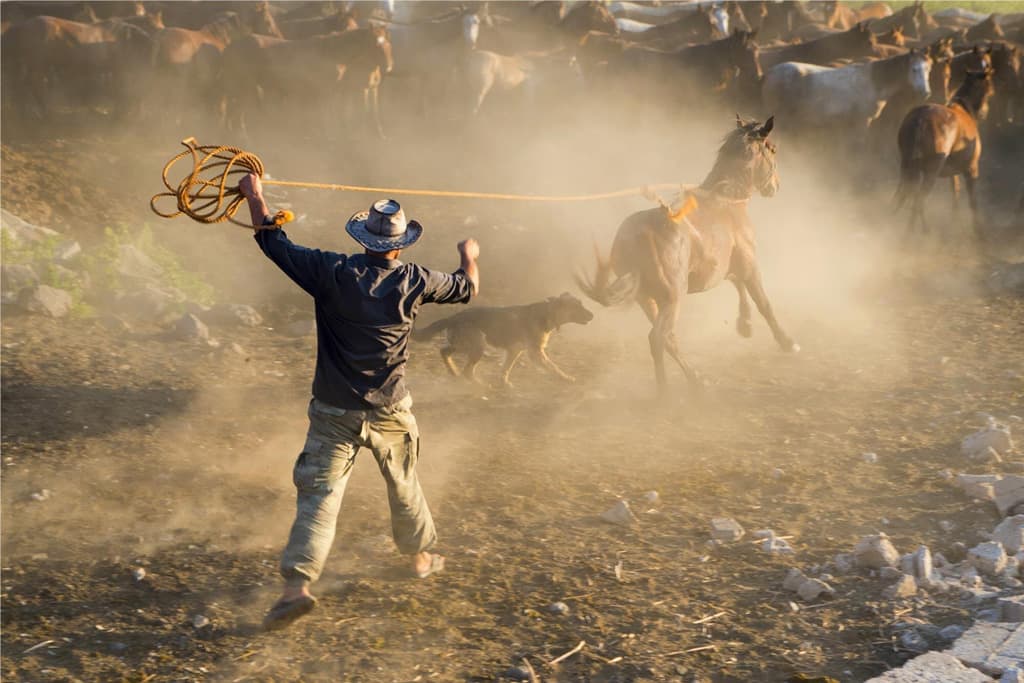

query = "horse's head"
[562, 1, 618, 39]
[881, 25, 906, 47]
[728, 29, 762, 84]
[967, 13, 1004, 42]
[461, 7, 481, 49]
[710, 5, 730, 39]
[140, 10, 164, 34]
[902, 0, 936, 38]
[370, 24, 394, 73]
[907, 48, 933, 100]
[956, 68, 996, 120]
[703, 115, 778, 199]
[847, 21, 878, 56]
[928, 50, 952, 103]
[75, 4, 100, 23]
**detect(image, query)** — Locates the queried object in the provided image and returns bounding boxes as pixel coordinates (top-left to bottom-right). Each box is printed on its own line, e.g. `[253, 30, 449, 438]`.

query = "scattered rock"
[864, 651, 994, 682]
[600, 500, 637, 526]
[131, 567, 146, 582]
[547, 601, 569, 615]
[914, 545, 934, 582]
[114, 285, 183, 322]
[710, 517, 745, 542]
[641, 490, 660, 504]
[963, 420, 1015, 458]
[941, 520, 957, 533]
[503, 666, 533, 681]
[771, 467, 786, 479]
[0, 208, 60, 243]
[899, 629, 929, 653]
[783, 568, 808, 592]
[53, 239, 82, 262]
[854, 534, 900, 569]
[884, 573, 918, 599]
[191, 614, 210, 629]
[994, 516, 1024, 554]
[945, 621, 1024, 678]
[880, 566, 903, 581]
[1, 263, 39, 294]
[1001, 595, 1024, 622]
[1002, 666, 1024, 683]
[30, 489, 52, 502]
[834, 553, 855, 574]
[940, 625, 968, 641]
[797, 578, 834, 602]
[994, 477, 1024, 517]
[957, 474, 1002, 501]
[20, 285, 72, 318]
[969, 542, 1008, 575]
[116, 244, 163, 281]
[863, 452, 879, 464]
[171, 314, 210, 342]
[109, 641, 128, 653]
[228, 342, 247, 357]
[757, 530, 794, 554]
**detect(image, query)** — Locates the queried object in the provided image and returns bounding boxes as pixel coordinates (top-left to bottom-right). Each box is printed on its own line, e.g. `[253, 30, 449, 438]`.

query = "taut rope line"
[151, 138, 685, 229]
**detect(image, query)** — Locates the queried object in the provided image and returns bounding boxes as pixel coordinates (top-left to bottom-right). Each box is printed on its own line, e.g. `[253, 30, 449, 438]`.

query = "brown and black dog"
[413, 292, 594, 386]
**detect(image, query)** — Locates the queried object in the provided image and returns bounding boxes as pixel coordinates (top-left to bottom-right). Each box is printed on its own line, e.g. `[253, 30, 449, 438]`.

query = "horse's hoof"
[736, 319, 753, 338]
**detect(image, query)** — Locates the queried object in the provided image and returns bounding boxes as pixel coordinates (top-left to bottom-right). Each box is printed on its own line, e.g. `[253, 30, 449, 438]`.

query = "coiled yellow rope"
[151, 138, 686, 229]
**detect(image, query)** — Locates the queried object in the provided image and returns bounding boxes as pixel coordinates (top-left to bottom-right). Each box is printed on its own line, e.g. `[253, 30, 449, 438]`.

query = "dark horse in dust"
[578, 117, 797, 392]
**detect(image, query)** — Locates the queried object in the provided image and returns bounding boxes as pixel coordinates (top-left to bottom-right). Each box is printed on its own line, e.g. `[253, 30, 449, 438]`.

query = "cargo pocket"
[292, 437, 328, 492]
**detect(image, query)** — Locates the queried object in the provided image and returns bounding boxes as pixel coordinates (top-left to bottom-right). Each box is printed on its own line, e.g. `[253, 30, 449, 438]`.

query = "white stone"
[863, 452, 879, 464]
[915, 546, 934, 582]
[854, 534, 901, 569]
[600, 500, 637, 526]
[884, 573, 918, 599]
[710, 517, 744, 542]
[963, 421, 1014, 457]
[211, 303, 263, 327]
[971, 542, 1009, 575]
[641, 490, 660, 504]
[131, 567, 146, 581]
[797, 578, 834, 602]
[53, 239, 82, 262]
[958, 474, 1002, 501]
[881, 566, 903, 581]
[994, 477, 1024, 517]
[0, 208, 59, 243]
[946, 622, 1024, 677]
[192, 614, 210, 629]
[865, 651, 995, 682]
[116, 244, 163, 281]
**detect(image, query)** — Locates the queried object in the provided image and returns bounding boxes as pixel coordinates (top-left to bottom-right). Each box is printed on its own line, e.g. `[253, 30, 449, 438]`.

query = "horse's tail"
[575, 241, 636, 307]
[412, 317, 453, 341]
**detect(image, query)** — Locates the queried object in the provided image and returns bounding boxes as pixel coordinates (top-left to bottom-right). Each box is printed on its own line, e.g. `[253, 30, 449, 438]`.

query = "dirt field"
[3, 68, 1024, 683]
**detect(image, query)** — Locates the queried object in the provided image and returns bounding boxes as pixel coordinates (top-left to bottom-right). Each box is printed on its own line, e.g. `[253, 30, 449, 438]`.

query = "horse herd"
[1, 0, 1022, 387]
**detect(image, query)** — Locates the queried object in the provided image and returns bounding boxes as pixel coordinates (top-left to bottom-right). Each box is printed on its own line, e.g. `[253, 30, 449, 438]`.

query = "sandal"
[262, 594, 317, 631]
[414, 554, 445, 579]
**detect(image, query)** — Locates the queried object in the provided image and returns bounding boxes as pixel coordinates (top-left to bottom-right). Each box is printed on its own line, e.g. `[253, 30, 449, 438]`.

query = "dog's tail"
[575, 241, 636, 307]
[412, 316, 453, 341]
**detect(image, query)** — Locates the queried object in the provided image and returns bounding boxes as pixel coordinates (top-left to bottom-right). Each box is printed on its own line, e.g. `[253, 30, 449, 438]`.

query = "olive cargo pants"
[280, 395, 437, 585]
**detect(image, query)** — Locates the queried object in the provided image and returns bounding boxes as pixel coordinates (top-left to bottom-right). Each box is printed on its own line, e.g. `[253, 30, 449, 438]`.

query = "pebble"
[939, 624, 966, 641]
[710, 517, 745, 542]
[939, 520, 956, 532]
[131, 567, 146, 582]
[853, 533, 900, 569]
[641, 490, 660, 504]
[600, 500, 637, 526]
[191, 615, 210, 629]
[30, 489, 52, 502]
[862, 452, 879, 464]
[883, 574, 918, 599]
[503, 666, 533, 681]
[797, 578, 834, 602]
[968, 541, 1008, 575]
[899, 629, 929, 653]
[547, 601, 569, 616]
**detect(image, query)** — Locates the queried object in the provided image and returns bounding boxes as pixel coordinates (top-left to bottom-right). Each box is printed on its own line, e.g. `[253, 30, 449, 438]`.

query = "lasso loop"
[150, 137, 696, 230]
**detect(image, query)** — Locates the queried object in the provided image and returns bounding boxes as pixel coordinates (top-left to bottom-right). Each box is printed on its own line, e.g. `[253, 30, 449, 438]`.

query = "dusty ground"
[2, 106, 1024, 683]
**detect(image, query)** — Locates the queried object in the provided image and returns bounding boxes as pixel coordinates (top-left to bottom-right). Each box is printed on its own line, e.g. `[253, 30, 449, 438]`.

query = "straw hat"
[345, 199, 423, 251]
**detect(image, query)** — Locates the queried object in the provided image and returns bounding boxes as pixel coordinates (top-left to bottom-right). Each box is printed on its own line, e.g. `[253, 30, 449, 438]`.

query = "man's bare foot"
[412, 552, 445, 578]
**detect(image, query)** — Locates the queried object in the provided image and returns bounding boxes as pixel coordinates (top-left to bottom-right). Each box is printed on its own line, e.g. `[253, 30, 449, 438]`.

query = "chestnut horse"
[895, 69, 995, 238]
[577, 116, 796, 393]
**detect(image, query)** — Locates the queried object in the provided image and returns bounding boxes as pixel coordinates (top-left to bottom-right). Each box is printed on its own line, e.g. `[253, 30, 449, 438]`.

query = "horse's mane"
[869, 49, 925, 84]
[700, 126, 758, 193]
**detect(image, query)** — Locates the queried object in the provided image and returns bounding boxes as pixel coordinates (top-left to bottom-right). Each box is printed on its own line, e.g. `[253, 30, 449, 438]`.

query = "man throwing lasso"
[238, 174, 480, 630]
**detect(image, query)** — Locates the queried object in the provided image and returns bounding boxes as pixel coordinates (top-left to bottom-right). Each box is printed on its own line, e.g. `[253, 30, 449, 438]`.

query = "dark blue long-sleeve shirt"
[255, 228, 472, 409]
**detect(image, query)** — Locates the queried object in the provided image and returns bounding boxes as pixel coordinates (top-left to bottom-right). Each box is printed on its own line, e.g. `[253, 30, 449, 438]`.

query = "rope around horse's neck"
[150, 138, 682, 229]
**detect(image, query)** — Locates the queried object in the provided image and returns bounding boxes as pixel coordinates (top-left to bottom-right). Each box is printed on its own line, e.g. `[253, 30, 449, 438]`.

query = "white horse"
[614, 5, 727, 37]
[762, 50, 932, 131]
[463, 49, 580, 117]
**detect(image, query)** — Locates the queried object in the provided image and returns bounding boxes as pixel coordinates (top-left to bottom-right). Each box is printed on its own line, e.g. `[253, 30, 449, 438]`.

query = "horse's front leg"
[744, 268, 799, 353]
[729, 275, 753, 338]
[657, 296, 703, 393]
[963, 173, 984, 241]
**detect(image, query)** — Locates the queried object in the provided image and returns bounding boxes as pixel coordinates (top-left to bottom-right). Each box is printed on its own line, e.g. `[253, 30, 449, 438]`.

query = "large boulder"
[114, 285, 184, 322]
[170, 313, 210, 342]
[2, 263, 39, 294]
[19, 285, 72, 318]
[0, 208, 60, 243]
[963, 421, 1015, 459]
[115, 244, 163, 281]
[994, 517, 1024, 555]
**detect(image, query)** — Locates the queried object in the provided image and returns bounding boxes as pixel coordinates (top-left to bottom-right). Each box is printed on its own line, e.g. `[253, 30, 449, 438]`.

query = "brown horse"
[1, 10, 163, 118]
[279, 8, 358, 40]
[222, 26, 394, 138]
[759, 21, 878, 69]
[824, 1, 893, 31]
[622, 4, 725, 49]
[869, 1, 936, 39]
[965, 14, 1004, 42]
[577, 116, 796, 393]
[895, 69, 995, 238]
